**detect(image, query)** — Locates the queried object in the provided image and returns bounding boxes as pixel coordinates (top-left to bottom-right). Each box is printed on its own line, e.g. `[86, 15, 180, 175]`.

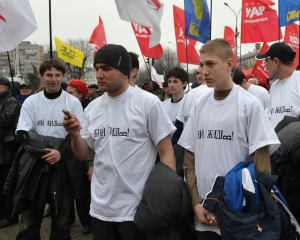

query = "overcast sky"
[25, 0, 288, 69]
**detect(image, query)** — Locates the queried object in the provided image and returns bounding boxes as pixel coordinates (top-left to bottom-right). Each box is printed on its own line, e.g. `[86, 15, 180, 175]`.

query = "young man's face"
[41, 67, 64, 93]
[20, 86, 32, 96]
[95, 63, 128, 97]
[168, 77, 187, 95]
[196, 66, 204, 84]
[88, 88, 97, 97]
[200, 53, 232, 90]
[143, 81, 153, 92]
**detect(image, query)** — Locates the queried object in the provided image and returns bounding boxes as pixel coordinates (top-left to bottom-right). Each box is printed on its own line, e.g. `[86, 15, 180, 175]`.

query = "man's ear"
[227, 58, 234, 70]
[131, 68, 138, 78]
[183, 81, 188, 87]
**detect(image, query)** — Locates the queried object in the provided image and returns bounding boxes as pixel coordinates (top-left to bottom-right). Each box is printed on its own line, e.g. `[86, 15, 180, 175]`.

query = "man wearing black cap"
[0, 76, 19, 228]
[142, 79, 164, 101]
[18, 83, 33, 106]
[256, 42, 300, 223]
[256, 42, 299, 126]
[87, 84, 99, 101]
[63, 44, 176, 239]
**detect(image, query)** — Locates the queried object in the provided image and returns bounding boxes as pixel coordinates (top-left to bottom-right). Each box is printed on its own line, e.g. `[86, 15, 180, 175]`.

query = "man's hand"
[63, 115, 82, 139]
[87, 166, 94, 181]
[194, 203, 218, 227]
[42, 149, 61, 165]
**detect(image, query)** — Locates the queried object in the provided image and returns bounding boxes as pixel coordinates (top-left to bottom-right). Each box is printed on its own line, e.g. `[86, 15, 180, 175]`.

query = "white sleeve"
[177, 102, 197, 153]
[80, 107, 94, 150]
[247, 104, 280, 155]
[16, 98, 34, 132]
[147, 101, 176, 146]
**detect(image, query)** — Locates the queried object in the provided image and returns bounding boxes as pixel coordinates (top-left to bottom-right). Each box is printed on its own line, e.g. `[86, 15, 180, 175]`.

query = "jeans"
[91, 217, 147, 240]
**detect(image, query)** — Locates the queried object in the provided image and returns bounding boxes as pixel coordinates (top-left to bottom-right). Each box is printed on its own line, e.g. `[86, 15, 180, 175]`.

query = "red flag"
[131, 23, 163, 59]
[252, 42, 270, 86]
[284, 23, 299, 68]
[89, 16, 107, 56]
[173, 5, 200, 65]
[241, 0, 282, 43]
[241, 67, 254, 79]
[224, 26, 237, 67]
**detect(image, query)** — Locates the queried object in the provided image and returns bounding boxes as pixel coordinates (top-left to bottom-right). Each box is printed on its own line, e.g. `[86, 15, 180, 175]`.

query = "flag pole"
[6, 52, 16, 98]
[142, 55, 151, 78]
[278, 2, 281, 42]
[185, 38, 190, 91]
[210, 0, 212, 40]
[49, 0, 53, 59]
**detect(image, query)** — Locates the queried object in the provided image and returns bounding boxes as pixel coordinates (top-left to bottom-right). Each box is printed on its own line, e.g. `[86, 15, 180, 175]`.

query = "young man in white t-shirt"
[232, 68, 269, 109]
[63, 44, 176, 240]
[256, 42, 300, 222]
[178, 38, 280, 240]
[163, 67, 188, 124]
[15, 59, 84, 239]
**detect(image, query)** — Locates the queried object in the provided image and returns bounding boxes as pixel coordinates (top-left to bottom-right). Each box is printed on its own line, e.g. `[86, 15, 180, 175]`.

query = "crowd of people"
[0, 39, 300, 240]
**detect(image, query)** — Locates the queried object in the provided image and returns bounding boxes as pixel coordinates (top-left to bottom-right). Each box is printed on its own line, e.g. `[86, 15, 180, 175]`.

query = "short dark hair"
[232, 68, 245, 85]
[39, 59, 66, 76]
[166, 67, 188, 84]
[129, 52, 139, 70]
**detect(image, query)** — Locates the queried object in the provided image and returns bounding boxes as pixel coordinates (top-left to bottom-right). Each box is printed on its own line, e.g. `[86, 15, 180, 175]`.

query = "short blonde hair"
[200, 38, 233, 62]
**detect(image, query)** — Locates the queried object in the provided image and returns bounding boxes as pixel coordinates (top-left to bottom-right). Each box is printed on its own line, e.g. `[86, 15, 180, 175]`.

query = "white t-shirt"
[247, 84, 269, 110]
[80, 86, 176, 222]
[163, 95, 186, 125]
[177, 85, 213, 127]
[17, 90, 83, 138]
[178, 85, 280, 234]
[268, 71, 300, 128]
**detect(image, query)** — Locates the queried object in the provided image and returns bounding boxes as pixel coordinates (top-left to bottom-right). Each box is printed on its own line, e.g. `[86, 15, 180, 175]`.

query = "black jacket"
[3, 130, 84, 217]
[134, 162, 191, 239]
[0, 91, 20, 164]
[272, 116, 300, 222]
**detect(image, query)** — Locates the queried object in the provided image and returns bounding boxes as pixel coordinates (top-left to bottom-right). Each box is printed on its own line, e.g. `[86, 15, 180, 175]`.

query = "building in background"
[0, 41, 44, 79]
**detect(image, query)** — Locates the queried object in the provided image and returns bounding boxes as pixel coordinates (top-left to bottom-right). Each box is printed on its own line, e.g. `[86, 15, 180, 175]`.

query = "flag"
[184, 0, 210, 43]
[114, 0, 164, 48]
[278, 0, 300, 27]
[0, 0, 37, 52]
[89, 16, 107, 56]
[151, 66, 164, 87]
[252, 43, 270, 86]
[241, 0, 282, 43]
[131, 23, 163, 59]
[284, 22, 299, 68]
[173, 5, 200, 65]
[241, 67, 254, 79]
[54, 37, 85, 68]
[224, 26, 237, 67]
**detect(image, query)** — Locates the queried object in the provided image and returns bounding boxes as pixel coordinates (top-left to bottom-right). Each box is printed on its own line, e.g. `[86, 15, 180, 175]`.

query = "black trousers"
[91, 217, 147, 240]
[0, 164, 17, 221]
[196, 231, 222, 240]
[75, 162, 91, 228]
[16, 178, 73, 240]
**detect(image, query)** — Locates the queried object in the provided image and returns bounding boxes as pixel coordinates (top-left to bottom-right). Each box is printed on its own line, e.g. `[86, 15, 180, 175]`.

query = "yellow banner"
[54, 37, 85, 68]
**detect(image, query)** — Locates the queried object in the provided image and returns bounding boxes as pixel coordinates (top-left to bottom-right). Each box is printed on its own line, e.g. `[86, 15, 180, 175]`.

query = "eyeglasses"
[264, 57, 273, 64]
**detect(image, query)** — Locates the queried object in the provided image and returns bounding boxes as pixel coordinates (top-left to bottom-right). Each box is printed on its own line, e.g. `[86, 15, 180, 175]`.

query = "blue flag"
[279, 0, 300, 27]
[184, 0, 210, 43]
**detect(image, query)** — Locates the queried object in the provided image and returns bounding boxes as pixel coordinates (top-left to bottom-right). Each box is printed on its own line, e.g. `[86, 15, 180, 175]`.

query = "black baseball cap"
[20, 83, 32, 89]
[88, 84, 98, 89]
[256, 42, 296, 61]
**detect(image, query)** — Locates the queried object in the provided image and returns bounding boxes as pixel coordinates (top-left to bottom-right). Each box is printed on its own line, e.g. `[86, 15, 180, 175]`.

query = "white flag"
[114, 0, 163, 48]
[0, 0, 37, 52]
[151, 66, 164, 87]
